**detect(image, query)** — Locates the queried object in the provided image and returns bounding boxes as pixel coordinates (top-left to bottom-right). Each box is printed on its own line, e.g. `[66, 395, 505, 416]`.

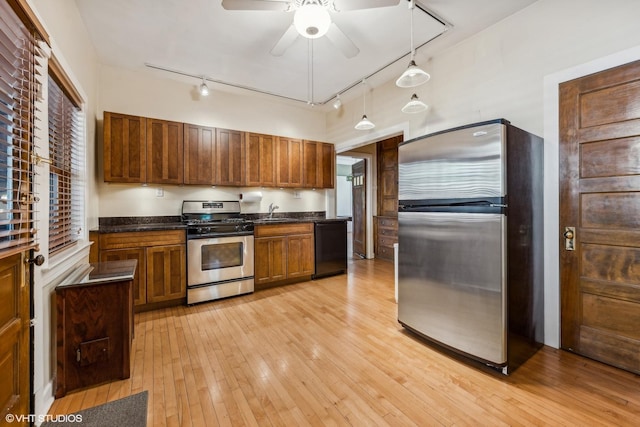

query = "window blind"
[0, 0, 43, 257]
[47, 73, 83, 255]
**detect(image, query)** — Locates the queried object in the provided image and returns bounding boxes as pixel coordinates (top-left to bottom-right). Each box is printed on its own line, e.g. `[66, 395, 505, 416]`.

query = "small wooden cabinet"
[374, 216, 398, 262]
[103, 112, 147, 183]
[303, 140, 335, 189]
[277, 137, 304, 187]
[99, 230, 186, 310]
[55, 260, 136, 398]
[245, 132, 277, 187]
[216, 128, 244, 186]
[184, 123, 216, 185]
[147, 118, 184, 184]
[254, 223, 314, 288]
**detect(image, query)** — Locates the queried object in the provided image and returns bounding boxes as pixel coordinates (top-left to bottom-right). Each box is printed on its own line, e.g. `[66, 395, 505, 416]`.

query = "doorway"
[336, 154, 374, 260]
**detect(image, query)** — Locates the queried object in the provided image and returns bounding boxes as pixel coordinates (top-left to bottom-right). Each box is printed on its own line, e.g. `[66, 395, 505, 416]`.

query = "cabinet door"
[100, 248, 146, 306]
[303, 140, 319, 188]
[246, 133, 276, 187]
[147, 118, 184, 184]
[216, 128, 244, 186]
[146, 245, 186, 303]
[318, 142, 335, 189]
[287, 234, 314, 278]
[255, 237, 287, 284]
[103, 112, 146, 183]
[277, 137, 303, 187]
[184, 123, 216, 184]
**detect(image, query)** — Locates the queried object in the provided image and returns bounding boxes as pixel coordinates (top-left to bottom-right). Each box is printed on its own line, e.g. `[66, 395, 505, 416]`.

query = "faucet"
[268, 203, 280, 218]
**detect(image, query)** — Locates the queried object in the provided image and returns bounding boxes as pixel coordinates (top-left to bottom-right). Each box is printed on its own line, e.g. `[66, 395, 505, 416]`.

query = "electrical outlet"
[293, 191, 301, 199]
[155, 187, 164, 197]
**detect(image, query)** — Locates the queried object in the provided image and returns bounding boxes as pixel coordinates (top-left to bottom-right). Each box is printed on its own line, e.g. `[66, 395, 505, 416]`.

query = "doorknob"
[26, 254, 45, 266]
[563, 226, 576, 251]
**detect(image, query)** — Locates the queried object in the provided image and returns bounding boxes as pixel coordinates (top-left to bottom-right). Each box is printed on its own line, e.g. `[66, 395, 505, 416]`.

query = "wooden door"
[254, 238, 287, 284]
[377, 136, 401, 217]
[277, 137, 303, 187]
[216, 128, 244, 186]
[246, 133, 276, 187]
[560, 60, 640, 374]
[100, 248, 146, 306]
[146, 245, 186, 303]
[352, 160, 366, 258]
[103, 112, 146, 183]
[184, 123, 216, 185]
[146, 118, 184, 184]
[287, 234, 314, 278]
[0, 253, 29, 425]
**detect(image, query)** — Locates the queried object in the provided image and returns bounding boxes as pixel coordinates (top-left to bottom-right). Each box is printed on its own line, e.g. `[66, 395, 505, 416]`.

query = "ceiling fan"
[221, 0, 401, 58]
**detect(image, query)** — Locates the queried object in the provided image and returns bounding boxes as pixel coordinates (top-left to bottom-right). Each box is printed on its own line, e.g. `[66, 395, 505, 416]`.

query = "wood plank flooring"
[49, 258, 640, 426]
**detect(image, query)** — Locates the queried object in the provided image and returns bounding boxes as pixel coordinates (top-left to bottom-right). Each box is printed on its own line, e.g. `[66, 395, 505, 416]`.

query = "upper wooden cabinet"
[303, 140, 335, 189]
[103, 111, 335, 188]
[184, 123, 216, 185]
[245, 132, 277, 187]
[103, 112, 147, 183]
[147, 118, 184, 184]
[216, 128, 244, 186]
[277, 137, 304, 187]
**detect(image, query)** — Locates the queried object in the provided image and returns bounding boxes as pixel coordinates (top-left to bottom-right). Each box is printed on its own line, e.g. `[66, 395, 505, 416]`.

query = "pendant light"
[355, 79, 374, 130]
[199, 77, 209, 96]
[294, 0, 331, 39]
[396, 0, 430, 88]
[401, 93, 428, 113]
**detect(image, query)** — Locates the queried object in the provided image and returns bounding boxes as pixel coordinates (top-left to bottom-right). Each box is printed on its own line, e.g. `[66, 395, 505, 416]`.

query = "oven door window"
[201, 242, 244, 270]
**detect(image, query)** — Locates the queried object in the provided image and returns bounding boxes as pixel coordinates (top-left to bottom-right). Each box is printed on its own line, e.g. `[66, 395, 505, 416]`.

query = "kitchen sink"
[259, 217, 294, 222]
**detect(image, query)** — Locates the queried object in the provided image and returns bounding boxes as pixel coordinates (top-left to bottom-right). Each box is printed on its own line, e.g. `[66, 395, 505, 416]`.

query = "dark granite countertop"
[56, 259, 137, 289]
[95, 213, 346, 232]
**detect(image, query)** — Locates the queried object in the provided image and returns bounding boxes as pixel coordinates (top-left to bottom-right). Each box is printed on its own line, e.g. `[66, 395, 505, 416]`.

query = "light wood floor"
[49, 258, 640, 426]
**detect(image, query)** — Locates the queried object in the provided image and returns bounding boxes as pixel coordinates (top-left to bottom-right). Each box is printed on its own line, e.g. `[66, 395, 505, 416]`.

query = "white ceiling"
[75, 0, 538, 107]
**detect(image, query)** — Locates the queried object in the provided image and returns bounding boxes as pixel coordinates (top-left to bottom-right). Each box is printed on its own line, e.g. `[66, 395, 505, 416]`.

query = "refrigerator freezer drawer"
[397, 211, 507, 365]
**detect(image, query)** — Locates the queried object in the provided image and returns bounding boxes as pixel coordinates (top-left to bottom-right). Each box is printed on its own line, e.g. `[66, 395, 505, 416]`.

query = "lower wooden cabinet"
[99, 230, 186, 310]
[254, 223, 314, 288]
[374, 216, 398, 262]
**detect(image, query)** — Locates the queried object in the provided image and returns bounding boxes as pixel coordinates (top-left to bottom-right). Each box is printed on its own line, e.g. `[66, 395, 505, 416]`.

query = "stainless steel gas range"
[182, 200, 254, 304]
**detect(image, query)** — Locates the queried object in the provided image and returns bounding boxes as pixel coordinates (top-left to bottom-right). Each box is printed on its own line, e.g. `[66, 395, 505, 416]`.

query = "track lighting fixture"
[199, 77, 209, 96]
[396, 0, 430, 88]
[333, 94, 342, 109]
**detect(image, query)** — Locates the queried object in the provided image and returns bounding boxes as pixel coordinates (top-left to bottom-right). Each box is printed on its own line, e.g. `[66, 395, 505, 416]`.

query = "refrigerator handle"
[563, 227, 576, 251]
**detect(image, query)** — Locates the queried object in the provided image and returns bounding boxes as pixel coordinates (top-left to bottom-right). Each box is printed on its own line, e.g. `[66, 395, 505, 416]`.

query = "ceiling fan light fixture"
[294, 2, 331, 39]
[396, 60, 430, 88]
[401, 93, 428, 113]
[355, 114, 375, 130]
[199, 77, 209, 96]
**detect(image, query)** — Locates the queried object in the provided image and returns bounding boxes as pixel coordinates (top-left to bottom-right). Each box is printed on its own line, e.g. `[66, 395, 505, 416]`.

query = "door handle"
[563, 227, 575, 251]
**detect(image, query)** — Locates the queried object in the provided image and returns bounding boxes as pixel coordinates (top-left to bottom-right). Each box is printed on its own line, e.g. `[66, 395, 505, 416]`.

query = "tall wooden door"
[0, 253, 30, 425]
[352, 160, 366, 258]
[560, 60, 640, 374]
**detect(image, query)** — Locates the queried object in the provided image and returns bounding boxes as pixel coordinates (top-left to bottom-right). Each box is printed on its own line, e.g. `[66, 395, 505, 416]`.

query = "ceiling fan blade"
[221, 0, 290, 11]
[325, 23, 359, 58]
[332, 0, 400, 11]
[270, 24, 299, 56]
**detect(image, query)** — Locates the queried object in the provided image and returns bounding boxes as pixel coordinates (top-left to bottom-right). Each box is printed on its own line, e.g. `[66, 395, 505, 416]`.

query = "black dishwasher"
[313, 220, 347, 279]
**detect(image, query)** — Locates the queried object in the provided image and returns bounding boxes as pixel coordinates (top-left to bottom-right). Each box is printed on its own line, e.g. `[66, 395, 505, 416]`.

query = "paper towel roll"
[239, 191, 263, 203]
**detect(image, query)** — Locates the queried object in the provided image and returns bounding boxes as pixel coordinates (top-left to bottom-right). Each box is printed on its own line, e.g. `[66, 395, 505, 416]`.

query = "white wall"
[29, 0, 100, 418]
[96, 65, 329, 217]
[328, 0, 640, 348]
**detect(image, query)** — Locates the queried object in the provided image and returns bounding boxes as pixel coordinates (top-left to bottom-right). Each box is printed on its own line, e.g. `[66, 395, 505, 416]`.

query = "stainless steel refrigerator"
[397, 119, 544, 374]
